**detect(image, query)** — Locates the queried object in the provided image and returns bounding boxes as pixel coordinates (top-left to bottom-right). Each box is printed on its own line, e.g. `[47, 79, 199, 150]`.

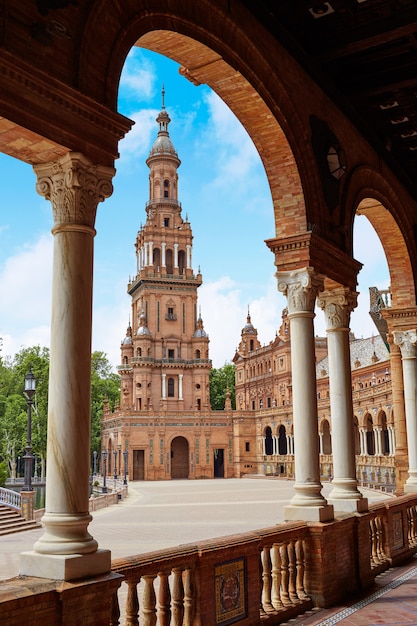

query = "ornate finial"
[162, 84, 165, 109]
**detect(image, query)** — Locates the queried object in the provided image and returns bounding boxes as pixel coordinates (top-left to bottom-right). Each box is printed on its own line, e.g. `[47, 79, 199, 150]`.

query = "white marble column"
[162, 373, 167, 400]
[161, 242, 166, 268]
[318, 288, 367, 512]
[278, 268, 333, 522]
[148, 241, 153, 266]
[178, 374, 183, 400]
[359, 428, 366, 455]
[174, 243, 179, 269]
[186, 244, 192, 269]
[375, 427, 383, 456]
[394, 330, 417, 492]
[20, 152, 114, 581]
[319, 432, 324, 455]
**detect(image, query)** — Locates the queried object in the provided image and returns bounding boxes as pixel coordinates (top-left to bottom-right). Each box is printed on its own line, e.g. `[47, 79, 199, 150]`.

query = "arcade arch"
[3, 0, 417, 577]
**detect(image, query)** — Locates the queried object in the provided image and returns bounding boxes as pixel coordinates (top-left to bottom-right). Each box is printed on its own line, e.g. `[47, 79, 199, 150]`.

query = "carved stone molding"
[34, 152, 115, 229]
[393, 329, 417, 358]
[317, 287, 358, 331]
[277, 267, 324, 315]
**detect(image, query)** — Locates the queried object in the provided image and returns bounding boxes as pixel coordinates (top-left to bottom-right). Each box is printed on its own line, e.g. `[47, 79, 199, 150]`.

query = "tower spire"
[162, 84, 165, 109]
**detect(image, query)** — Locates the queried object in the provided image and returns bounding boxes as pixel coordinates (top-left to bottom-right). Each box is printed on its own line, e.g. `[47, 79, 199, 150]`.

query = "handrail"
[111, 522, 311, 625]
[0, 487, 21, 511]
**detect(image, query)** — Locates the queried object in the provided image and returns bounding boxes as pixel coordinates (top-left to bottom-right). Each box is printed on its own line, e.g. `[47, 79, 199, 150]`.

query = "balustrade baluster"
[261, 546, 273, 612]
[126, 579, 140, 626]
[295, 540, 308, 600]
[409, 506, 417, 545]
[375, 516, 385, 561]
[369, 517, 377, 566]
[287, 540, 297, 603]
[280, 543, 291, 606]
[271, 543, 283, 610]
[183, 567, 195, 625]
[172, 567, 185, 626]
[142, 575, 157, 626]
[158, 571, 171, 626]
[110, 589, 120, 626]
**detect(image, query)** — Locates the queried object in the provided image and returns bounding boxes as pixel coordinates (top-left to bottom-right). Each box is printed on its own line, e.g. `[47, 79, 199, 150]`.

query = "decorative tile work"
[316, 566, 417, 625]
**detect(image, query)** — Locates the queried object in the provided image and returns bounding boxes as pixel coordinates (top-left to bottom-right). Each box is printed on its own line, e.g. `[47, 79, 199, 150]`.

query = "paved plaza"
[0, 477, 389, 582]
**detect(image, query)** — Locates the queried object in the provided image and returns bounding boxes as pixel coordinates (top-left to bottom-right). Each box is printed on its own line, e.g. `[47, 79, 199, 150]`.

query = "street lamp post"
[102, 449, 108, 494]
[93, 450, 97, 476]
[123, 450, 128, 485]
[23, 367, 36, 492]
[113, 449, 118, 480]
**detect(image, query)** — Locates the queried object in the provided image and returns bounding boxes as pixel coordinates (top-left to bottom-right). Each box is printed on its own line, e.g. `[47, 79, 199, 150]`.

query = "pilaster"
[393, 329, 417, 492]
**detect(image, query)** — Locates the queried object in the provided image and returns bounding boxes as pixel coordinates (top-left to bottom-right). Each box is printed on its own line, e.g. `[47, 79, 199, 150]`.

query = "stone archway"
[171, 436, 189, 479]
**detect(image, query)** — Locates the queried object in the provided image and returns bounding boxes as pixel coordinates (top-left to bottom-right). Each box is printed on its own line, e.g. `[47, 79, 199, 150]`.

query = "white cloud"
[118, 108, 159, 161]
[199, 275, 285, 367]
[201, 92, 261, 185]
[0, 234, 53, 360]
[119, 49, 156, 101]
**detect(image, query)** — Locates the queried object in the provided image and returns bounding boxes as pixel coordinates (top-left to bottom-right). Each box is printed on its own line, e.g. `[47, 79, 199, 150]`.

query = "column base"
[329, 497, 368, 513]
[404, 482, 417, 494]
[284, 503, 334, 522]
[19, 549, 111, 581]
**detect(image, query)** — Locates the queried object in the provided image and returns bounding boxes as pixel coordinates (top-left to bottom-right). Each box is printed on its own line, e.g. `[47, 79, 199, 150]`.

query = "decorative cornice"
[266, 232, 362, 290]
[0, 50, 132, 165]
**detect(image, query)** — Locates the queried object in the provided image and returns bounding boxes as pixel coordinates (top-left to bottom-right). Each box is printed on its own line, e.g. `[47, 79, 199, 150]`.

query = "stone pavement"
[0, 478, 389, 581]
[1, 477, 410, 626]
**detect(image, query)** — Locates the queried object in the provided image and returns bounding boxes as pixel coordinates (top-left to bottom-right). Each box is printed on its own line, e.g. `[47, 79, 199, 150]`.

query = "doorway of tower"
[214, 448, 224, 478]
[171, 437, 189, 479]
[132, 450, 145, 480]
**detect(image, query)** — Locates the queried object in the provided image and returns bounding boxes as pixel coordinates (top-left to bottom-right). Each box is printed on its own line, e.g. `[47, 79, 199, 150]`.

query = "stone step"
[0, 504, 40, 535]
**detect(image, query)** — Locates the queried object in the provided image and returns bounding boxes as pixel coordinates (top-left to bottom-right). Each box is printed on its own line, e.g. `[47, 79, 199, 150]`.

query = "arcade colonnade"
[1, 0, 417, 586]
[17, 150, 417, 578]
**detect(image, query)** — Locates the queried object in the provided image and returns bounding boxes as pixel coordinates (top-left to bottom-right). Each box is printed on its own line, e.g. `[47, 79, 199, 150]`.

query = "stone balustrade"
[2, 495, 417, 625]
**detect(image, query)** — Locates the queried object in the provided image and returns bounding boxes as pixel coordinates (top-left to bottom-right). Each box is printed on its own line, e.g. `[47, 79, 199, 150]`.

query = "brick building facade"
[102, 104, 396, 489]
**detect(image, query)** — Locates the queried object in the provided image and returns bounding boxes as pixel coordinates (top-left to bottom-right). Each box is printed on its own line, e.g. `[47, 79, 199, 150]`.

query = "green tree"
[0, 346, 49, 479]
[210, 363, 236, 410]
[90, 351, 120, 456]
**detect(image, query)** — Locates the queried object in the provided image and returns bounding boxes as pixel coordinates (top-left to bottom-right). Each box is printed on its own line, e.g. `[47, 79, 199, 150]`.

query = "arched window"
[265, 426, 273, 455]
[168, 377, 175, 397]
[195, 349, 201, 359]
[322, 420, 332, 455]
[178, 249, 186, 274]
[250, 339, 254, 351]
[166, 249, 173, 274]
[123, 356, 128, 364]
[137, 347, 142, 357]
[353, 416, 360, 455]
[278, 425, 287, 455]
[153, 247, 161, 271]
[366, 415, 375, 455]
[164, 179, 169, 197]
[381, 412, 389, 455]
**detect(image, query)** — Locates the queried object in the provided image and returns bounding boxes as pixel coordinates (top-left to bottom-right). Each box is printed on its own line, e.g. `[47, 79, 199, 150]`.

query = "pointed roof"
[242, 307, 256, 335]
[147, 86, 180, 163]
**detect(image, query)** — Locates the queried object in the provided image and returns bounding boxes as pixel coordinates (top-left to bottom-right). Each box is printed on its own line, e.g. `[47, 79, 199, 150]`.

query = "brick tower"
[119, 90, 211, 413]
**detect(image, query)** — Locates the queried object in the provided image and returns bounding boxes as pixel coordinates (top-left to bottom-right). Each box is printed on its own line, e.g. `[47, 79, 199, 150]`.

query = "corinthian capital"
[277, 268, 324, 315]
[317, 287, 358, 331]
[34, 152, 115, 229]
[393, 330, 417, 358]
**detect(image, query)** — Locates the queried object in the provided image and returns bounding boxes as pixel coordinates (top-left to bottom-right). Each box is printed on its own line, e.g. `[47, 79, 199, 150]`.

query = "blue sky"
[0, 47, 389, 369]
